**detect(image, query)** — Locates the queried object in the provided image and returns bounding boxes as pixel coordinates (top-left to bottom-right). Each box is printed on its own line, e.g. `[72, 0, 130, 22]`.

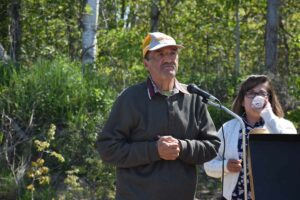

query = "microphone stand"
[203, 98, 247, 200]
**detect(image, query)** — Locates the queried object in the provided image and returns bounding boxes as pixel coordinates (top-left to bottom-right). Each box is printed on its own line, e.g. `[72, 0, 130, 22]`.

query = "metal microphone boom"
[188, 84, 248, 200]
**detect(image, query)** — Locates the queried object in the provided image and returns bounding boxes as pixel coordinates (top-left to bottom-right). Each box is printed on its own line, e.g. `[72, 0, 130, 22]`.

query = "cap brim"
[149, 44, 184, 51]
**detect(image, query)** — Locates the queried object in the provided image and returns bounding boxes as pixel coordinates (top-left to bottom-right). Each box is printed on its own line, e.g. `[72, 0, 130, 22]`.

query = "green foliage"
[288, 75, 300, 99]
[59, 160, 115, 200]
[26, 124, 64, 199]
[286, 107, 300, 132]
[96, 28, 147, 91]
[84, 3, 93, 15]
[21, 186, 56, 200]
[286, 75, 300, 131]
[0, 62, 18, 86]
[1, 58, 114, 128]
[0, 0, 10, 49]
[286, 75, 300, 133]
[0, 58, 116, 199]
[0, 131, 3, 144]
[0, 0, 299, 199]
[208, 105, 234, 131]
[21, 0, 84, 61]
[0, 166, 18, 199]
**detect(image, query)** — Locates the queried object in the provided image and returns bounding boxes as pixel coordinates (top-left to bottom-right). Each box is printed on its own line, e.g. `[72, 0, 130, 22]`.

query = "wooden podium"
[248, 134, 300, 200]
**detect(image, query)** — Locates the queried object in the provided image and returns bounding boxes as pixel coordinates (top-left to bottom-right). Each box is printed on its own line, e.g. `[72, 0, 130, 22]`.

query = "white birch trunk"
[82, 0, 100, 68]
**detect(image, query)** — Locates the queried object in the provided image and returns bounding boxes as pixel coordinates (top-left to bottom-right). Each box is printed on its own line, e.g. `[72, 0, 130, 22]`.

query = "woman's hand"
[227, 159, 242, 173]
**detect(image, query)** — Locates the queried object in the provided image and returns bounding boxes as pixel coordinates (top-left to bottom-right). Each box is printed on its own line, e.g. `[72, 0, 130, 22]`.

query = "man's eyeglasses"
[245, 91, 269, 99]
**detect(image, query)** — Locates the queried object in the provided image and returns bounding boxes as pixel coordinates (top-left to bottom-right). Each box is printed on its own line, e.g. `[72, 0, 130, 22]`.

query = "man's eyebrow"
[153, 49, 162, 53]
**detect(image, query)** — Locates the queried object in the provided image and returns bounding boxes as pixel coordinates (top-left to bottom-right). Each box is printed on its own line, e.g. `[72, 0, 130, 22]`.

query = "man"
[97, 32, 220, 200]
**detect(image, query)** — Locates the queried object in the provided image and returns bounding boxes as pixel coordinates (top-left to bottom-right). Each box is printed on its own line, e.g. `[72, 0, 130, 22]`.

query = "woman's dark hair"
[232, 75, 284, 117]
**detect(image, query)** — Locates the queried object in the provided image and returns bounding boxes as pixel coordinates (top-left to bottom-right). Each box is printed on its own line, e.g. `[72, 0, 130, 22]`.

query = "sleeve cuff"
[149, 141, 161, 162]
[260, 106, 277, 123]
[178, 139, 188, 159]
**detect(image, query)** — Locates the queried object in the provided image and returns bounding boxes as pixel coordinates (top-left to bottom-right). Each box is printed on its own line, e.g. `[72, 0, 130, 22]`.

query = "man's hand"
[227, 159, 242, 173]
[157, 136, 180, 160]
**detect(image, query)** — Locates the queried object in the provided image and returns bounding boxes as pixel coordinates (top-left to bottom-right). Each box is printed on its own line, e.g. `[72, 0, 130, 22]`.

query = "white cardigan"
[204, 108, 297, 200]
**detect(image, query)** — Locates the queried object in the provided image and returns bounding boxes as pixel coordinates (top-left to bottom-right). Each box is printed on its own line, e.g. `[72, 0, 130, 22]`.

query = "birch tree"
[82, 0, 100, 72]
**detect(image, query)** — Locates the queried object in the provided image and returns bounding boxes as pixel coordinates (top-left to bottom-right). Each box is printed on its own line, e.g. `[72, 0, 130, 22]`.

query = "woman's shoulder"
[217, 118, 241, 134]
[223, 118, 240, 128]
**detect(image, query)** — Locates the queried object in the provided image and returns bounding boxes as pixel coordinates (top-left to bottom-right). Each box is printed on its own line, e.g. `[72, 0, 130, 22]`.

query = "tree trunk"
[82, 0, 100, 72]
[128, 4, 139, 28]
[234, 2, 240, 76]
[279, 17, 290, 74]
[121, 0, 126, 20]
[9, 0, 21, 62]
[150, 0, 160, 32]
[265, 0, 280, 73]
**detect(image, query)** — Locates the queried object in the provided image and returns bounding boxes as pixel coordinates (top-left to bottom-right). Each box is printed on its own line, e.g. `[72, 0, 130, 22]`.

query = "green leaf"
[0, 131, 3, 143]
[84, 3, 93, 15]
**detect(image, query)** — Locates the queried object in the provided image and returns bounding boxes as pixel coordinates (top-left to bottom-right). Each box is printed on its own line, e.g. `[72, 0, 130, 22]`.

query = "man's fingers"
[166, 142, 179, 148]
[158, 136, 178, 143]
[157, 139, 180, 160]
[161, 150, 180, 160]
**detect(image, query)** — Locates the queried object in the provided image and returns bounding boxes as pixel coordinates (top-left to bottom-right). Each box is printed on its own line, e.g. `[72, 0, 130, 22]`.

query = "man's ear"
[144, 59, 149, 70]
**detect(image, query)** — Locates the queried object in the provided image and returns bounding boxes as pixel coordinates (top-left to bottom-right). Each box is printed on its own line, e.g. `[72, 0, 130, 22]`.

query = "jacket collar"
[146, 76, 189, 100]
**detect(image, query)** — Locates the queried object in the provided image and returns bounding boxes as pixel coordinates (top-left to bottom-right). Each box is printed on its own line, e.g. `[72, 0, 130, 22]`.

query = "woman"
[204, 75, 297, 200]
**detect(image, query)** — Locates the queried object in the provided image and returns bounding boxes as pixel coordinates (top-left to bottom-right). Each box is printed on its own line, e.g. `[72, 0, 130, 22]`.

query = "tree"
[265, 0, 280, 73]
[150, 0, 160, 32]
[82, 0, 100, 72]
[234, 1, 240, 76]
[9, 0, 21, 61]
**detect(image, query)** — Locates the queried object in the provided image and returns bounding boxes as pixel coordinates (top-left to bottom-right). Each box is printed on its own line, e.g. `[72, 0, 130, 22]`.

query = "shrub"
[0, 58, 116, 199]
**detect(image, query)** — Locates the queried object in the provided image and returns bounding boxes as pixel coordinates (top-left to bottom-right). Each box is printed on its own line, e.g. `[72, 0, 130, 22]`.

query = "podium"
[248, 134, 300, 200]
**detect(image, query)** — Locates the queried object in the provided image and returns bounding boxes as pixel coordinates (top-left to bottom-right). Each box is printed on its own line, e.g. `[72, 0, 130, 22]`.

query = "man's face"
[144, 46, 179, 83]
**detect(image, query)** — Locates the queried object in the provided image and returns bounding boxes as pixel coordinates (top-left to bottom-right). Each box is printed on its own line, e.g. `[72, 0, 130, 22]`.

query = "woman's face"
[243, 82, 269, 120]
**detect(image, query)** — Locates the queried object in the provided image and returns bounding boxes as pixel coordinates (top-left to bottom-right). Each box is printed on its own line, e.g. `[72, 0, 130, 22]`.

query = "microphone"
[187, 84, 219, 102]
[188, 83, 247, 199]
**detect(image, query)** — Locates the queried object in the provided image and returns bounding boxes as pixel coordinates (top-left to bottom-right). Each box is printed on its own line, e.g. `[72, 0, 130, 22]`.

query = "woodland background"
[0, 0, 299, 199]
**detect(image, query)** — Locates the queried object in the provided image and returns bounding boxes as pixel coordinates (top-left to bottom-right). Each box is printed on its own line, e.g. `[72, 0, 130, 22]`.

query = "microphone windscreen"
[187, 84, 197, 94]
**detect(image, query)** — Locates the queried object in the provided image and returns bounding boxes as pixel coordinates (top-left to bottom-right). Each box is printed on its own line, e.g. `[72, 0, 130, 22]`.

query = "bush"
[0, 58, 116, 199]
[0, 166, 18, 200]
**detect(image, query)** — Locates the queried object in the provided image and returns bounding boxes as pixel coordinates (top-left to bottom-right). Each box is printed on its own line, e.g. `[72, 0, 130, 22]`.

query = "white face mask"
[251, 96, 265, 109]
